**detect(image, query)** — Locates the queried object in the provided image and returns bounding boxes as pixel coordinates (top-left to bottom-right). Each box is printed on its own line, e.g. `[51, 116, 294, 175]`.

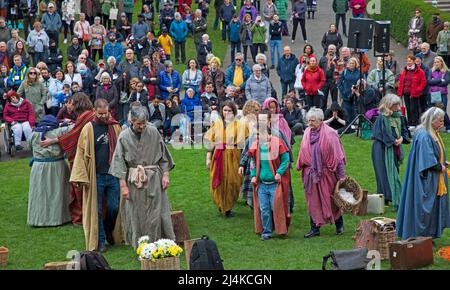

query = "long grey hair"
[416, 107, 445, 135]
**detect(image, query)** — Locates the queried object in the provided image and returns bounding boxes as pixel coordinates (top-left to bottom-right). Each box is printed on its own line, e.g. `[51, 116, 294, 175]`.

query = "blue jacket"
[159, 70, 181, 100]
[337, 68, 361, 101]
[103, 41, 124, 63]
[7, 64, 28, 89]
[41, 12, 62, 32]
[277, 55, 299, 82]
[170, 20, 189, 43]
[225, 62, 252, 90]
[230, 21, 241, 43]
[181, 96, 201, 121]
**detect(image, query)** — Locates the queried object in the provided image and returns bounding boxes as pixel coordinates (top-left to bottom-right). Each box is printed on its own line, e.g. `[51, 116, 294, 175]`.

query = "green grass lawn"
[1, 134, 450, 270]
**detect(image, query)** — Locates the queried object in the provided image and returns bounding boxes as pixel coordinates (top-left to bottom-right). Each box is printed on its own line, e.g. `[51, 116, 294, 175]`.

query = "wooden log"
[44, 261, 77, 270]
[353, 220, 379, 251]
[352, 190, 368, 216]
[171, 211, 190, 245]
[184, 238, 201, 270]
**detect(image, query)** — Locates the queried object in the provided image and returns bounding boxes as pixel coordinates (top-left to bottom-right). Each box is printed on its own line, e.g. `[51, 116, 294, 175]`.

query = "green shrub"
[368, 0, 450, 46]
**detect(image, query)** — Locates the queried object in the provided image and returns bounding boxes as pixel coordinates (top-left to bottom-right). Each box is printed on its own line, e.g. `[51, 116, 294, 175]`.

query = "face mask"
[80, 69, 87, 75]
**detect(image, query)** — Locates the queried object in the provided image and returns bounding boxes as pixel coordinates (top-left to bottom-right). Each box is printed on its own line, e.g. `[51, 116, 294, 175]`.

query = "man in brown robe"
[109, 106, 176, 249]
[70, 98, 123, 252]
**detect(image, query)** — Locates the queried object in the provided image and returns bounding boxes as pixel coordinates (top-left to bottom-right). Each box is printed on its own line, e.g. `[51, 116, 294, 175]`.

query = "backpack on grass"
[79, 251, 111, 270]
[189, 236, 224, 270]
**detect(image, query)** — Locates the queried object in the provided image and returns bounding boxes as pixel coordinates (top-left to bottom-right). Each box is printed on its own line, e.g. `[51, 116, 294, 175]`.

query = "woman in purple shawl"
[296, 108, 346, 238]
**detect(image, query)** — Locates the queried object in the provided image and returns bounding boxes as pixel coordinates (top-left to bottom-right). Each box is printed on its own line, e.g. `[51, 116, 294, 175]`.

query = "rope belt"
[29, 156, 65, 167]
[128, 165, 160, 189]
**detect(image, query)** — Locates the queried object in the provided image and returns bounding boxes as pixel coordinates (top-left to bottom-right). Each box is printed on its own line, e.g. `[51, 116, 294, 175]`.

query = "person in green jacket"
[123, 0, 134, 24]
[275, 0, 288, 36]
[101, 0, 118, 30]
[332, 0, 349, 37]
[252, 16, 267, 61]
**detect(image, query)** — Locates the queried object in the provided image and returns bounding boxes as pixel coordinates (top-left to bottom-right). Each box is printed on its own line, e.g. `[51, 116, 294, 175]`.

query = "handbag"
[439, 43, 448, 53]
[322, 248, 370, 270]
[28, 46, 35, 54]
[430, 91, 442, 104]
[80, 23, 90, 42]
[109, 4, 118, 20]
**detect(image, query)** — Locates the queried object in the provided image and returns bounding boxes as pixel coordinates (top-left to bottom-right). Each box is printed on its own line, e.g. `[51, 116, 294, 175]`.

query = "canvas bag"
[110, 3, 119, 20]
[322, 248, 369, 270]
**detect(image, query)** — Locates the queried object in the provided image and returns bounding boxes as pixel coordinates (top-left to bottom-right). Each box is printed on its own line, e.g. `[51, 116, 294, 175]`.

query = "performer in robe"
[397, 107, 450, 240]
[70, 98, 123, 252]
[40, 92, 96, 224]
[204, 100, 243, 217]
[28, 115, 72, 227]
[371, 94, 410, 208]
[247, 111, 291, 240]
[109, 105, 175, 249]
[296, 108, 346, 238]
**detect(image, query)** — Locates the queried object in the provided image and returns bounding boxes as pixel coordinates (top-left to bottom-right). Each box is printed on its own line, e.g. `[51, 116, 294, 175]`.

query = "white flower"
[140, 243, 157, 260]
[155, 239, 176, 248]
[138, 235, 150, 246]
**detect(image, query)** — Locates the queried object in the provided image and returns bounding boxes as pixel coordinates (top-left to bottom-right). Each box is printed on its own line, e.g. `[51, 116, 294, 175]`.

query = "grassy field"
[1, 134, 450, 270]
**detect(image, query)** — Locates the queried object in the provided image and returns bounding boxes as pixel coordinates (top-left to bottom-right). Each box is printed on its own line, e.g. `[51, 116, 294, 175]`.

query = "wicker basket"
[0, 247, 9, 266]
[141, 256, 181, 270]
[371, 217, 397, 260]
[333, 176, 363, 212]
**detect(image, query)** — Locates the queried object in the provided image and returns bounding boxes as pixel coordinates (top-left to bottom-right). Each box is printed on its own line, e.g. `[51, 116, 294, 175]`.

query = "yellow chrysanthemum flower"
[136, 243, 147, 256]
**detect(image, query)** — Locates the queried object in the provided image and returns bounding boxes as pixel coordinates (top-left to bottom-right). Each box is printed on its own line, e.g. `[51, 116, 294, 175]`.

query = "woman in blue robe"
[397, 107, 450, 240]
[371, 94, 410, 208]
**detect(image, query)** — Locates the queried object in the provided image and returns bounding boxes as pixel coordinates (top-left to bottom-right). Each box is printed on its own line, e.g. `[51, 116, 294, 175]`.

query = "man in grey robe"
[109, 106, 176, 249]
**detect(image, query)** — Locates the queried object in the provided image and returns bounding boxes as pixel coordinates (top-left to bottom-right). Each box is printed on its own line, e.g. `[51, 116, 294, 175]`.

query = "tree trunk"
[171, 211, 190, 245]
[353, 220, 379, 251]
[352, 190, 368, 216]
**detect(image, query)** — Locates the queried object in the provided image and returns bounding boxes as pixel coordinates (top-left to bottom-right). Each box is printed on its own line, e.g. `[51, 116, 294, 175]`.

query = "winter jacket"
[282, 107, 303, 127]
[95, 84, 119, 110]
[277, 54, 299, 83]
[123, 0, 134, 13]
[349, 0, 366, 15]
[239, 5, 257, 22]
[118, 59, 142, 79]
[103, 41, 124, 63]
[367, 68, 395, 88]
[159, 70, 181, 100]
[225, 62, 252, 90]
[170, 19, 189, 43]
[193, 17, 207, 45]
[201, 92, 219, 112]
[67, 44, 82, 63]
[321, 30, 343, 52]
[130, 90, 150, 112]
[220, 3, 235, 22]
[421, 50, 437, 69]
[149, 102, 166, 121]
[19, 0, 38, 17]
[332, 0, 349, 14]
[337, 68, 360, 101]
[275, 0, 288, 20]
[252, 23, 267, 44]
[428, 70, 450, 96]
[437, 30, 450, 56]
[26, 29, 49, 53]
[292, 1, 307, 19]
[16, 81, 47, 121]
[262, 3, 277, 22]
[269, 21, 282, 41]
[64, 73, 83, 88]
[203, 68, 226, 100]
[301, 66, 326, 96]
[230, 20, 241, 43]
[397, 66, 427, 98]
[239, 21, 254, 44]
[132, 21, 149, 41]
[319, 55, 338, 81]
[197, 41, 213, 68]
[46, 48, 64, 72]
[7, 64, 28, 89]
[427, 19, 444, 45]
[180, 96, 201, 121]
[182, 68, 203, 94]
[41, 12, 62, 32]
[3, 98, 35, 126]
[100, 0, 117, 15]
[48, 78, 65, 107]
[245, 74, 271, 104]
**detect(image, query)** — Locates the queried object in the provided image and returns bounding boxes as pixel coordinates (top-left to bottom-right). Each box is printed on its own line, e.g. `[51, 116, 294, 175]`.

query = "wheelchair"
[1, 122, 26, 157]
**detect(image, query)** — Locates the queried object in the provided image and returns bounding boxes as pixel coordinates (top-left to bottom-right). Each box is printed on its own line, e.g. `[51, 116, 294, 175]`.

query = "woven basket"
[371, 217, 397, 260]
[141, 256, 181, 270]
[333, 176, 363, 212]
[0, 247, 9, 266]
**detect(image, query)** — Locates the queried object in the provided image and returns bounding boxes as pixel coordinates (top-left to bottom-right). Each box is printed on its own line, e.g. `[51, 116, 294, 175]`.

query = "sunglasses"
[29, 72, 37, 75]
[235, 59, 243, 61]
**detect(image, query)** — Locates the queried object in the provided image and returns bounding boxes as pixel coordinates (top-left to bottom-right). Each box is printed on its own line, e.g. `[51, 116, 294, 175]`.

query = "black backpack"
[79, 251, 111, 270]
[189, 236, 224, 270]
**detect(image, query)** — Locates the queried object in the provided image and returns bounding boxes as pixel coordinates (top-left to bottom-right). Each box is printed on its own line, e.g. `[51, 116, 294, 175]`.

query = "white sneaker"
[291, 40, 294, 43]
[351, 125, 356, 130]
[408, 126, 416, 130]
[63, 39, 67, 44]
[305, 40, 308, 43]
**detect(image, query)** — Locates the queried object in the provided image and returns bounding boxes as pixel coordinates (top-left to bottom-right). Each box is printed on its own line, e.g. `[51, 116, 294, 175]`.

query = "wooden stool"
[171, 211, 190, 245]
[352, 190, 368, 216]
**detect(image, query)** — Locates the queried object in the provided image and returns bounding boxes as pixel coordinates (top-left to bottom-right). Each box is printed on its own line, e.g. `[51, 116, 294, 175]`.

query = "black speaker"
[347, 18, 374, 50]
[374, 20, 391, 54]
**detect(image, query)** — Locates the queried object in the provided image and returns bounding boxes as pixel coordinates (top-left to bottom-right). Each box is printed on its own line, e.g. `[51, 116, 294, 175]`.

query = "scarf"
[34, 115, 59, 141]
[389, 111, 402, 137]
[11, 98, 24, 108]
[310, 128, 322, 184]
[406, 64, 416, 71]
[93, 116, 119, 165]
[433, 130, 448, 197]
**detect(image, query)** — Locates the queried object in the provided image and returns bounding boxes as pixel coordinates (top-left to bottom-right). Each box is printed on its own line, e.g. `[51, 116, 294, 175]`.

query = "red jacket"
[397, 66, 427, 98]
[301, 66, 326, 96]
[350, 0, 367, 15]
[3, 98, 36, 127]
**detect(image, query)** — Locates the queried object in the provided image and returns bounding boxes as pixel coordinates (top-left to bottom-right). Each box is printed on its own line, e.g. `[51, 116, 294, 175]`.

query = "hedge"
[368, 0, 450, 46]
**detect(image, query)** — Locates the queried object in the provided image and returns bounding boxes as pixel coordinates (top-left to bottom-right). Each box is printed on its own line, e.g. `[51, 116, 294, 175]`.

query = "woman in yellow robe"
[204, 100, 244, 217]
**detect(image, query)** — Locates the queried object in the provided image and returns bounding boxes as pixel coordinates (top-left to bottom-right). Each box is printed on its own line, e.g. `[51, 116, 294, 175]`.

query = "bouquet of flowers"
[136, 236, 183, 262]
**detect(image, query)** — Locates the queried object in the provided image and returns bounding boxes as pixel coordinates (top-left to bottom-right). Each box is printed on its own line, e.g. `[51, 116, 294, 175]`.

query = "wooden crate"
[44, 261, 77, 270]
